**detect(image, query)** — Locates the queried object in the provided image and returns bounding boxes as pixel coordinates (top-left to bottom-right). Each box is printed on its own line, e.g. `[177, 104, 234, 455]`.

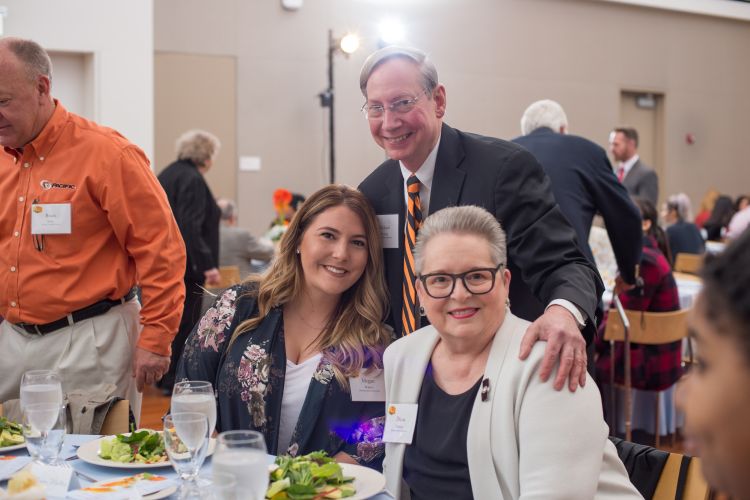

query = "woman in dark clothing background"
[703, 195, 735, 241]
[157, 129, 222, 393]
[664, 193, 704, 263]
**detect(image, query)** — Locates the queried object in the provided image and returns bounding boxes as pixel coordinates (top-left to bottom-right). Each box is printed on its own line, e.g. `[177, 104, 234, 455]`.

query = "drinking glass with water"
[164, 412, 210, 499]
[22, 402, 66, 465]
[20, 370, 63, 410]
[212, 430, 268, 500]
[172, 380, 217, 437]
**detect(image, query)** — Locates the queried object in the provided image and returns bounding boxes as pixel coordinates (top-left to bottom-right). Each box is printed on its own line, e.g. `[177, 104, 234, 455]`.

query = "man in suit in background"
[513, 100, 641, 290]
[216, 198, 274, 277]
[513, 100, 643, 373]
[609, 126, 659, 205]
[358, 46, 603, 391]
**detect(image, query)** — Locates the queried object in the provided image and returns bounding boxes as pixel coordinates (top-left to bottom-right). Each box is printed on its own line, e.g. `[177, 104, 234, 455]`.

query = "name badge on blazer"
[349, 369, 385, 402]
[383, 403, 418, 444]
[377, 214, 399, 249]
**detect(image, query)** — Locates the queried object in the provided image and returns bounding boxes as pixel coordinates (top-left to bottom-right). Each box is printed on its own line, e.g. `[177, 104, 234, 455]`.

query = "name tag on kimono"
[377, 214, 399, 249]
[383, 403, 418, 444]
[31, 203, 72, 234]
[349, 369, 385, 402]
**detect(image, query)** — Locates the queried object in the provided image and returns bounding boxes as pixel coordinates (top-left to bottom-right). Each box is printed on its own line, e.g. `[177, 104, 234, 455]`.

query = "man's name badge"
[383, 403, 418, 444]
[377, 214, 399, 249]
[349, 369, 385, 402]
[31, 203, 72, 234]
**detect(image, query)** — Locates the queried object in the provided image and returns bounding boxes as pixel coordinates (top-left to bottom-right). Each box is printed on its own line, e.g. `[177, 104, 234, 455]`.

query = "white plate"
[329, 463, 386, 500]
[71, 474, 178, 499]
[77, 434, 216, 469]
[0, 442, 26, 453]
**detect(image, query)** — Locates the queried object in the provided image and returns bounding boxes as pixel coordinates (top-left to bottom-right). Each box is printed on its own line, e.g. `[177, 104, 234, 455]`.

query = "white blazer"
[383, 311, 643, 499]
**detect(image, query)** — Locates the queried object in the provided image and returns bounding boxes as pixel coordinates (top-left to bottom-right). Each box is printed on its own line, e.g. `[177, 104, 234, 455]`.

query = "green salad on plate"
[266, 451, 356, 499]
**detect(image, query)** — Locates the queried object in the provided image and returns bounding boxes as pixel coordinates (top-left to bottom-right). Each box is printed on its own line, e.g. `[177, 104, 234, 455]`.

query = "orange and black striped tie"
[402, 175, 422, 335]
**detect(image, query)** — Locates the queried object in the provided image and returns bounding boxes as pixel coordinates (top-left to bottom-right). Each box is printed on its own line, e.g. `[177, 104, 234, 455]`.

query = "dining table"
[1, 435, 394, 499]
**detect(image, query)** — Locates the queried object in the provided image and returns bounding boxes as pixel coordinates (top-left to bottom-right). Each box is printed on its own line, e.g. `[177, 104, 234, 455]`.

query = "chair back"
[674, 253, 703, 275]
[210, 266, 241, 289]
[653, 453, 711, 500]
[604, 309, 689, 345]
[100, 399, 130, 435]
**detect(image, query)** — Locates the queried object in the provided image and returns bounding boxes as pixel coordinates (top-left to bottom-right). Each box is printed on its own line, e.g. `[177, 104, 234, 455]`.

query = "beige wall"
[155, 0, 750, 233]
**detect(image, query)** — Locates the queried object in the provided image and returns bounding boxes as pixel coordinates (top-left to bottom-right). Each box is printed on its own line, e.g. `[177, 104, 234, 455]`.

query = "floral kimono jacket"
[176, 285, 385, 470]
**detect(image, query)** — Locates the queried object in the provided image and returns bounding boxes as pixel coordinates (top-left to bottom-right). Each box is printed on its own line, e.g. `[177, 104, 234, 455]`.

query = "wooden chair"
[1, 400, 130, 434]
[207, 265, 241, 289]
[674, 253, 704, 275]
[653, 453, 712, 500]
[100, 399, 130, 434]
[604, 297, 690, 447]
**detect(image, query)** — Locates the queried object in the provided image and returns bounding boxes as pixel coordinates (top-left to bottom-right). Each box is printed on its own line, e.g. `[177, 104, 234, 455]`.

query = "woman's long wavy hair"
[230, 185, 391, 388]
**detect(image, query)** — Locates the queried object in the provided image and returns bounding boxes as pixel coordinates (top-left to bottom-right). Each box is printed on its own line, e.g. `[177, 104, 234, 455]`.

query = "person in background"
[0, 37, 185, 418]
[358, 46, 603, 393]
[694, 188, 720, 229]
[595, 198, 681, 409]
[177, 185, 390, 469]
[609, 127, 658, 206]
[703, 195, 735, 241]
[158, 130, 222, 393]
[676, 229, 750, 500]
[727, 194, 750, 239]
[216, 198, 274, 277]
[664, 193, 705, 262]
[383, 206, 641, 499]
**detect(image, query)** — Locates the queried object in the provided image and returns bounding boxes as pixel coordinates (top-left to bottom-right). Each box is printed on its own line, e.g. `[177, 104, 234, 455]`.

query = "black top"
[666, 221, 705, 263]
[403, 364, 481, 500]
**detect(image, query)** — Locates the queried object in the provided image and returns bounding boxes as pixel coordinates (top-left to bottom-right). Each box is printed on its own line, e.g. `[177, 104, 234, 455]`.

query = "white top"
[278, 353, 322, 453]
[727, 206, 750, 239]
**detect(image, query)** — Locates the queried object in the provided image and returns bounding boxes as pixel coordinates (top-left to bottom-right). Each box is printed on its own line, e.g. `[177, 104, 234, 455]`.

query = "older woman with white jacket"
[382, 206, 641, 499]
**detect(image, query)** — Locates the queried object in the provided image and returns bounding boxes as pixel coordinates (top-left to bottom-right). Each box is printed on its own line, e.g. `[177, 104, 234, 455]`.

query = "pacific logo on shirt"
[40, 179, 76, 190]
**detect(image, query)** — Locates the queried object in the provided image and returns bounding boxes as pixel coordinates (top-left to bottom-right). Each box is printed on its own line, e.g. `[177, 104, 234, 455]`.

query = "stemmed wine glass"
[172, 380, 217, 437]
[212, 431, 268, 500]
[163, 412, 210, 499]
[20, 370, 63, 410]
[22, 402, 66, 465]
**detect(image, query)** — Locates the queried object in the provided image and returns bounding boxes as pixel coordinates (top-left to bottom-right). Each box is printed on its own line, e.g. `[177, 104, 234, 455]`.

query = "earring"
[419, 306, 426, 317]
[296, 248, 300, 255]
[505, 298, 510, 308]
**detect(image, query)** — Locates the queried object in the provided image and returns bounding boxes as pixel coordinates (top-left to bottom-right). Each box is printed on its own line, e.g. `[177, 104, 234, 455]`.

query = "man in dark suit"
[609, 127, 659, 205]
[358, 47, 603, 391]
[513, 100, 642, 289]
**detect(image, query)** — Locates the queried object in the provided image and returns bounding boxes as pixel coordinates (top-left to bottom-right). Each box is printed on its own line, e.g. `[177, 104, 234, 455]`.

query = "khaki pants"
[0, 298, 143, 423]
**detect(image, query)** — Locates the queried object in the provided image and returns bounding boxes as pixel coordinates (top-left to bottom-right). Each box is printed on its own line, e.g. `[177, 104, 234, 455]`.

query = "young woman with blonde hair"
[177, 185, 390, 468]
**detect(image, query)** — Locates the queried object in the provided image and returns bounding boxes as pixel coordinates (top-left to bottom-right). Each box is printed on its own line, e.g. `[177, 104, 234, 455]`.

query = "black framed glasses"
[418, 264, 504, 299]
[361, 89, 429, 120]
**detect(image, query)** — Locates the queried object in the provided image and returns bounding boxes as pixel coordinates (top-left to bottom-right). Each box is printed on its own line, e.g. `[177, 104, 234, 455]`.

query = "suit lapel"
[430, 124, 467, 214]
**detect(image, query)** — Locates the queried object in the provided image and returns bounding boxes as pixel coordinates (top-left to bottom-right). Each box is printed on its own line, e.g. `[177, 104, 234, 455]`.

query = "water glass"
[20, 370, 63, 410]
[213, 431, 268, 500]
[163, 413, 209, 499]
[172, 380, 217, 437]
[22, 402, 66, 465]
[196, 472, 237, 500]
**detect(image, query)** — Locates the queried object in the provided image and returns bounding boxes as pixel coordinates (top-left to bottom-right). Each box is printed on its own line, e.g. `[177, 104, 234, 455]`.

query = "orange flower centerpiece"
[267, 188, 293, 242]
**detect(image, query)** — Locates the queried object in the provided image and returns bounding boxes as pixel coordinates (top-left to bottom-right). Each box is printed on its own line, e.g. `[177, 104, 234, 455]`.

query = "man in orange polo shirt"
[0, 37, 186, 420]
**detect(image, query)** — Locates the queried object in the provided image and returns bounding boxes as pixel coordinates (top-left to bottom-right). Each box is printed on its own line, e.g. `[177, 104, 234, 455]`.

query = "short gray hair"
[216, 198, 236, 221]
[414, 206, 507, 274]
[521, 99, 568, 136]
[175, 130, 220, 167]
[0, 37, 53, 84]
[667, 193, 694, 222]
[359, 46, 438, 98]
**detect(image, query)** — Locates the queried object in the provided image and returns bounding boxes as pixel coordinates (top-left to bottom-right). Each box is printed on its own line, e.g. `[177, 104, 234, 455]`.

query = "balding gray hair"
[175, 130, 220, 167]
[521, 99, 568, 136]
[414, 205, 507, 274]
[359, 45, 438, 98]
[0, 37, 53, 84]
[217, 198, 236, 221]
